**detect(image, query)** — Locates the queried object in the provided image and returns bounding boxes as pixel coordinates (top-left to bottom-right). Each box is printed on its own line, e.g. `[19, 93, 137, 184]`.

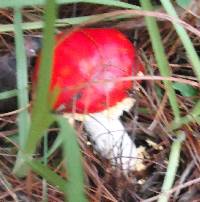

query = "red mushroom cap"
[34, 28, 144, 113]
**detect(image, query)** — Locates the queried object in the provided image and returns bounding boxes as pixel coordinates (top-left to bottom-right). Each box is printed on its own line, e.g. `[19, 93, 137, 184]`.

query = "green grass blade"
[160, 0, 200, 81]
[172, 82, 198, 97]
[0, 0, 140, 9]
[57, 116, 88, 202]
[160, 0, 200, 129]
[0, 13, 136, 33]
[13, 0, 57, 177]
[23, 0, 57, 155]
[158, 131, 185, 202]
[140, 0, 180, 121]
[170, 101, 200, 130]
[27, 159, 67, 193]
[0, 89, 18, 100]
[14, 7, 30, 147]
[46, 133, 62, 158]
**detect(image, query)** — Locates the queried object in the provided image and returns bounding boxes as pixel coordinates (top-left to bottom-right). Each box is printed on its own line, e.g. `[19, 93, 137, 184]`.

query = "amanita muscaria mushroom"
[34, 28, 144, 172]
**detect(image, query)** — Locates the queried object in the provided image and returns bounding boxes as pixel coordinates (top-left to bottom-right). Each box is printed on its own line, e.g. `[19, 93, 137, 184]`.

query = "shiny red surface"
[34, 28, 144, 113]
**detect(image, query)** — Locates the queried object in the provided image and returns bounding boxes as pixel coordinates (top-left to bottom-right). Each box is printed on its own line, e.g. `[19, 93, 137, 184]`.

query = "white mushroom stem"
[84, 112, 137, 171]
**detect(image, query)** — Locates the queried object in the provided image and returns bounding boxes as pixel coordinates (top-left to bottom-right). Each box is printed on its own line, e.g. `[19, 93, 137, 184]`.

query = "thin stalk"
[140, 0, 180, 121]
[14, 7, 30, 147]
[158, 131, 185, 202]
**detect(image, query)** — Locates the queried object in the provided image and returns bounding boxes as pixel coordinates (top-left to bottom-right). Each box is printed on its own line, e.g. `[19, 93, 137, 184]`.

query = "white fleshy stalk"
[65, 98, 137, 172]
[84, 112, 137, 171]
